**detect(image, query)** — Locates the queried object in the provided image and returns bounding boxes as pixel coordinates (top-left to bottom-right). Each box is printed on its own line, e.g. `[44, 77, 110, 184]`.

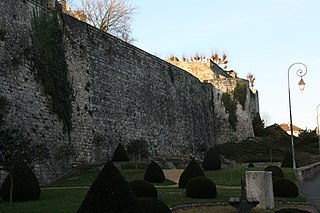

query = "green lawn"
[0, 166, 307, 212]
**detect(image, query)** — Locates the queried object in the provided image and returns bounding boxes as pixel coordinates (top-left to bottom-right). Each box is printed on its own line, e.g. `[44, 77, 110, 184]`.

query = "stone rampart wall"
[0, 0, 258, 183]
[0, 0, 217, 182]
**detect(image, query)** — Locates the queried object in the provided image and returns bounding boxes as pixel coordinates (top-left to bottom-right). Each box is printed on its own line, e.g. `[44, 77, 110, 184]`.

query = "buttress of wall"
[211, 78, 257, 143]
[0, 0, 70, 183]
[62, 15, 216, 160]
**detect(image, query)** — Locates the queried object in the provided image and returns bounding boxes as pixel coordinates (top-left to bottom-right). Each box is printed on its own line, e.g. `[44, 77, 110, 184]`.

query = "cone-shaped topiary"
[129, 180, 158, 198]
[248, 162, 255, 168]
[138, 197, 171, 213]
[144, 161, 165, 183]
[202, 147, 221, 170]
[264, 165, 284, 181]
[77, 161, 142, 213]
[111, 143, 129, 162]
[178, 158, 205, 188]
[0, 162, 41, 202]
[273, 178, 299, 198]
[186, 176, 217, 198]
[281, 151, 293, 168]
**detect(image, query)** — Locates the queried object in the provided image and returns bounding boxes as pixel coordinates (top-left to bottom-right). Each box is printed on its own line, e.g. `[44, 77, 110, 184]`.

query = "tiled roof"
[279, 123, 303, 132]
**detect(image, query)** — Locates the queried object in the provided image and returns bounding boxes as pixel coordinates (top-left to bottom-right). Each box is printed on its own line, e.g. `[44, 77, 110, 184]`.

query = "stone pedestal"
[246, 171, 274, 209]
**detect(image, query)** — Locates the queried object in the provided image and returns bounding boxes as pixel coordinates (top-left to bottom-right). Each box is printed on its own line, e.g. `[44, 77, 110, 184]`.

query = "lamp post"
[317, 104, 320, 157]
[288, 62, 307, 170]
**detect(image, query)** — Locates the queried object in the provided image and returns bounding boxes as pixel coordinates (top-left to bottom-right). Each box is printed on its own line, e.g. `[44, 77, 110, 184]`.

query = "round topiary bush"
[178, 158, 205, 189]
[111, 143, 129, 162]
[138, 197, 171, 213]
[264, 165, 284, 181]
[186, 176, 217, 199]
[273, 178, 299, 198]
[281, 151, 293, 168]
[202, 147, 221, 171]
[129, 180, 158, 198]
[77, 161, 142, 213]
[144, 161, 165, 183]
[0, 162, 41, 202]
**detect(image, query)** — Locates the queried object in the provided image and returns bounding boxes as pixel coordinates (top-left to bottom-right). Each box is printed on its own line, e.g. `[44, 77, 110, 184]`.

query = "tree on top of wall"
[211, 51, 228, 70]
[63, 0, 136, 43]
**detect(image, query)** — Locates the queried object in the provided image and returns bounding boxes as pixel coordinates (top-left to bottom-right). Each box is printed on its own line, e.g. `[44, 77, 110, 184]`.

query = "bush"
[186, 176, 217, 198]
[275, 208, 311, 213]
[281, 151, 293, 168]
[128, 180, 158, 198]
[273, 178, 299, 198]
[178, 158, 205, 188]
[0, 162, 41, 202]
[202, 147, 221, 170]
[138, 197, 171, 213]
[112, 143, 129, 162]
[144, 161, 165, 183]
[264, 165, 284, 181]
[77, 161, 142, 213]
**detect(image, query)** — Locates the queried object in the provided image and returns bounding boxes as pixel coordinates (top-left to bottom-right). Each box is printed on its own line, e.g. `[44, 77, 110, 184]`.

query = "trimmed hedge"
[273, 178, 299, 198]
[138, 197, 171, 213]
[129, 180, 158, 198]
[112, 143, 129, 162]
[202, 147, 221, 171]
[178, 158, 205, 188]
[0, 162, 41, 202]
[144, 161, 165, 183]
[77, 161, 142, 213]
[275, 208, 311, 213]
[186, 177, 217, 199]
[264, 165, 284, 181]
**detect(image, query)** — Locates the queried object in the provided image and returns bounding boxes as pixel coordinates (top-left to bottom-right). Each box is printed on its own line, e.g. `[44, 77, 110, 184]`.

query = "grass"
[0, 166, 308, 212]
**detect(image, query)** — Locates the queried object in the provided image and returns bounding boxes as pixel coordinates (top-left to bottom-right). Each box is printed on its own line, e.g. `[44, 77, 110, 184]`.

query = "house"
[280, 123, 304, 137]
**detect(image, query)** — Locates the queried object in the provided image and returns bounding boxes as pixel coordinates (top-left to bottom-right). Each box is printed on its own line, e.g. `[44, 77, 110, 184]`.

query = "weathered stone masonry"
[0, 0, 258, 182]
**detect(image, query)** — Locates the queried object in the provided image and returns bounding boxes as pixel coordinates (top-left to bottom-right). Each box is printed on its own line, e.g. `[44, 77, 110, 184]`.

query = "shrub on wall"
[178, 158, 205, 188]
[0, 162, 41, 202]
[31, 10, 73, 135]
[252, 113, 265, 136]
[128, 180, 158, 198]
[186, 176, 217, 199]
[77, 161, 142, 213]
[273, 178, 299, 198]
[202, 147, 221, 171]
[221, 93, 237, 131]
[144, 161, 165, 183]
[112, 143, 129, 162]
[233, 81, 247, 110]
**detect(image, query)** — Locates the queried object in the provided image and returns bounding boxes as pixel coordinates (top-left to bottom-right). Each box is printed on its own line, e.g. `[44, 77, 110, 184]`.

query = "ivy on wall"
[233, 81, 247, 110]
[221, 93, 237, 131]
[31, 10, 73, 135]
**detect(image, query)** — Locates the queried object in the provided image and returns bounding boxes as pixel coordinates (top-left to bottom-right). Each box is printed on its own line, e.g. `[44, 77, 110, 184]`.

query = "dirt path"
[163, 169, 184, 184]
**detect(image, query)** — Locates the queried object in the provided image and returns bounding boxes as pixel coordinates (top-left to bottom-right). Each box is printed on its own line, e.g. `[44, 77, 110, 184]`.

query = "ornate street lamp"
[317, 104, 320, 157]
[287, 62, 307, 170]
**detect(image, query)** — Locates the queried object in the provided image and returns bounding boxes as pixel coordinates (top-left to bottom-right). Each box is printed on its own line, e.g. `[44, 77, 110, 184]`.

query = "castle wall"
[0, 0, 217, 182]
[62, 14, 216, 162]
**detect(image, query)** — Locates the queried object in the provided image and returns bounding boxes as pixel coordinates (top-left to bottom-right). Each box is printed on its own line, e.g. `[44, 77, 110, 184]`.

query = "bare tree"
[79, 0, 136, 43]
[211, 51, 228, 70]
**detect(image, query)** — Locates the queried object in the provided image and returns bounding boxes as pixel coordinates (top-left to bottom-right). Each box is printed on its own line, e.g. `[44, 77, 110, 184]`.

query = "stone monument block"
[246, 171, 274, 209]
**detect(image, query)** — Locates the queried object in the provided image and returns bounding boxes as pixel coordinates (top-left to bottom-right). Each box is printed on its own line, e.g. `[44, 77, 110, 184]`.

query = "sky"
[72, 0, 320, 130]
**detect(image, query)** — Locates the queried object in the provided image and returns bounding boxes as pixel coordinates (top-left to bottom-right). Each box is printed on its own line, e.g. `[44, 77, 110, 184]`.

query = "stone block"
[246, 171, 274, 209]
